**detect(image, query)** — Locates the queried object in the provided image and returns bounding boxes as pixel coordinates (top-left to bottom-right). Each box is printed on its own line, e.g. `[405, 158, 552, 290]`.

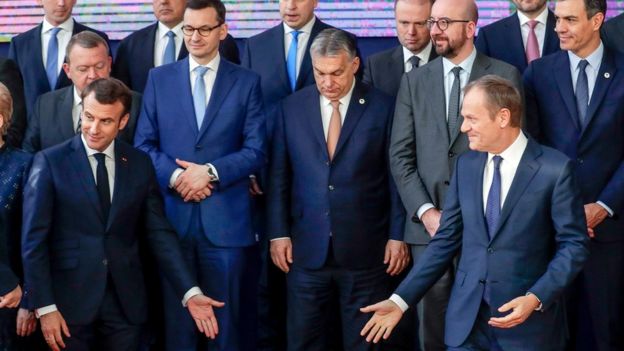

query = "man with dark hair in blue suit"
[268, 28, 408, 351]
[524, 0, 624, 349]
[361, 75, 589, 350]
[8, 0, 109, 116]
[476, 0, 560, 73]
[134, 1, 266, 350]
[22, 77, 224, 351]
[112, 0, 240, 94]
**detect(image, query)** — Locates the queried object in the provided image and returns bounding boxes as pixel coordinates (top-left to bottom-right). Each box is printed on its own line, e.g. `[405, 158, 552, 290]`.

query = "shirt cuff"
[526, 292, 543, 311]
[270, 237, 290, 241]
[389, 294, 409, 313]
[206, 163, 219, 182]
[169, 168, 184, 188]
[35, 304, 58, 318]
[417, 203, 435, 220]
[596, 201, 614, 217]
[182, 287, 203, 307]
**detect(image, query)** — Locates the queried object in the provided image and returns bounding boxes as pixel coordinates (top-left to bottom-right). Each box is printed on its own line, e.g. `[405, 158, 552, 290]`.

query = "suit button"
[444, 181, 450, 185]
[328, 185, 335, 191]
[325, 211, 330, 216]
[325, 161, 330, 166]
[102, 259, 108, 266]
[411, 214, 419, 223]
[479, 279, 486, 284]
[487, 248, 494, 254]
[195, 145, 202, 150]
[577, 158, 583, 164]
[448, 152, 455, 158]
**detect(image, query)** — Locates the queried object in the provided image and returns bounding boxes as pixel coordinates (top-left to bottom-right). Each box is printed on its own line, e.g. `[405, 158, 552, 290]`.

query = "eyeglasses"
[426, 18, 471, 31]
[182, 23, 223, 37]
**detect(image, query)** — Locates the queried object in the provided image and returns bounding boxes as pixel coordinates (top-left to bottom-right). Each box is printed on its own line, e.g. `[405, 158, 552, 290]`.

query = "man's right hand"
[41, 311, 70, 351]
[0, 285, 22, 308]
[421, 208, 442, 237]
[360, 300, 404, 343]
[270, 238, 293, 273]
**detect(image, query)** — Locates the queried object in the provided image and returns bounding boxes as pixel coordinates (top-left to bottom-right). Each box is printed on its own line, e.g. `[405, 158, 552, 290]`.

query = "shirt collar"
[42, 16, 74, 33]
[320, 80, 356, 108]
[516, 6, 549, 26]
[189, 53, 221, 74]
[403, 41, 433, 65]
[157, 21, 183, 39]
[81, 134, 115, 160]
[442, 46, 477, 77]
[283, 16, 316, 35]
[72, 86, 82, 108]
[568, 41, 604, 71]
[487, 131, 528, 165]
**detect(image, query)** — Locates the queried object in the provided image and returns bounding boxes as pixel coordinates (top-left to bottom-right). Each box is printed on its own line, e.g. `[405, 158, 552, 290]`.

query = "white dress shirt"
[37, 137, 202, 318]
[517, 7, 549, 56]
[416, 47, 478, 220]
[391, 132, 529, 312]
[154, 21, 184, 67]
[72, 86, 82, 132]
[402, 42, 433, 73]
[283, 17, 316, 78]
[41, 17, 74, 77]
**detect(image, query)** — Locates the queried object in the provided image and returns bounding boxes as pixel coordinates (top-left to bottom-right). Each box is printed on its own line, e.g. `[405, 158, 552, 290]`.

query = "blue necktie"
[193, 66, 209, 129]
[286, 31, 300, 91]
[575, 59, 589, 127]
[485, 155, 503, 240]
[162, 31, 176, 65]
[46, 27, 62, 90]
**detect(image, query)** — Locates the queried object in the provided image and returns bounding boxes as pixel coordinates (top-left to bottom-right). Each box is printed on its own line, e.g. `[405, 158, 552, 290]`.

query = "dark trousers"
[64, 282, 142, 351]
[447, 301, 503, 351]
[162, 209, 258, 351]
[411, 244, 453, 351]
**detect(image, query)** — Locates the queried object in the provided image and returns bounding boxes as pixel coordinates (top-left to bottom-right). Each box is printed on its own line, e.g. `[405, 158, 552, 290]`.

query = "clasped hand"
[175, 159, 214, 202]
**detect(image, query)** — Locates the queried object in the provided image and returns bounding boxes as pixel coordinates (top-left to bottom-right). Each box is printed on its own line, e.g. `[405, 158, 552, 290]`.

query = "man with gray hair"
[267, 28, 408, 351]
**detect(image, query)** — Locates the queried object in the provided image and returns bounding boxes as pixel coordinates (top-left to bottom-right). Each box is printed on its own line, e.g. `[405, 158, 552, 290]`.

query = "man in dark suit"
[0, 58, 27, 148]
[134, 1, 266, 350]
[23, 31, 140, 153]
[602, 12, 624, 53]
[267, 28, 408, 351]
[362, 75, 589, 350]
[363, 0, 437, 97]
[8, 0, 109, 116]
[21, 78, 224, 351]
[524, 0, 624, 349]
[112, 0, 239, 94]
[476, 0, 560, 73]
[388, 0, 523, 349]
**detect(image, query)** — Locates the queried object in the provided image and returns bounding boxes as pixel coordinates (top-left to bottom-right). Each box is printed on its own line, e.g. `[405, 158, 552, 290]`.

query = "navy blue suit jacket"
[112, 21, 240, 93]
[267, 82, 404, 270]
[602, 13, 624, 53]
[475, 11, 559, 73]
[524, 48, 624, 242]
[22, 137, 196, 325]
[134, 57, 266, 247]
[8, 20, 109, 115]
[395, 138, 589, 349]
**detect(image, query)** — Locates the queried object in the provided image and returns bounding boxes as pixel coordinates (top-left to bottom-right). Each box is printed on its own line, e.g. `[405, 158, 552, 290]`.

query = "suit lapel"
[581, 49, 616, 136]
[59, 87, 76, 139]
[428, 59, 450, 146]
[305, 89, 329, 160]
[69, 136, 104, 222]
[142, 23, 158, 69]
[470, 153, 489, 243]
[172, 59, 199, 135]
[391, 46, 406, 75]
[296, 19, 324, 90]
[268, 25, 291, 92]
[333, 83, 368, 161]
[553, 53, 581, 131]
[107, 143, 129, 230]
[544, 11, 560, 56]
[508, 14, 528, 71]
[32, 24, 48, 88]
[197, 60, 238, 140]
[490, 138, 541, 242]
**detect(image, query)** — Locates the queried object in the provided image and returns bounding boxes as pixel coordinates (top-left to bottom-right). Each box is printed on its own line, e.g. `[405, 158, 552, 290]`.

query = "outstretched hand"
[359, 300, 404, 343]
[187, 294, 225, 339]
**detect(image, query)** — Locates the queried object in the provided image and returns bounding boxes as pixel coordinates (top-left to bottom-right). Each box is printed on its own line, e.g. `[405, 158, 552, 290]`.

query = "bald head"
[432, 0, 478, 23]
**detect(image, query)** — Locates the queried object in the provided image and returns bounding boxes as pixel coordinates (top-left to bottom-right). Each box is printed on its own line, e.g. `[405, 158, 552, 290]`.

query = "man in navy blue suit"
[601, 12, 624, 53]
[524, 0, 624, 349]
[134, 1, 266, 350]
[361, 75, 589, 350]
[268, 28, 408, 351]
[22, 78, 224, 351]
[112, 0, 239, 94]
[8, 0, 109, 116]
[363, 0, 437, 98]
[475, 0, 560, 73]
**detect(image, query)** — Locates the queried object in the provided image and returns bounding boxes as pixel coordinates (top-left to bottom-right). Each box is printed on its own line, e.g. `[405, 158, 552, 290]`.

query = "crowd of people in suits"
[0, 0, 623, 350]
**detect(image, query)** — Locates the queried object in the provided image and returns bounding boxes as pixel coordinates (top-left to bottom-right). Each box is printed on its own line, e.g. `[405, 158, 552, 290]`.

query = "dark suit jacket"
[475, 10, 559, 73]
[0, 58, 27, 148]
[112, 21, 240, 93]
[524, 48, 624, 242]
[267, 82, 404, 270]
[602, 13, 624, 53]
[134, 57, 266, 247]
[8, 20, 109, 115]
[362, 44, 438, 97]
[22, 137, 196, 325]
[22, 85, 141, 153]
[396, 138, 589, 349]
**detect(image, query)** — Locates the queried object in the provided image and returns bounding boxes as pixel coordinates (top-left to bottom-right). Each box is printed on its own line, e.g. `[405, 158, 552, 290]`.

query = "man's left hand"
[0, 285, 22, 308]
[585, 203, 608, 229]
[384, 240, 409, 276]
[488, 294, 540, 328]
[174, 159, 214, 202]
[186, 294, 225, 340]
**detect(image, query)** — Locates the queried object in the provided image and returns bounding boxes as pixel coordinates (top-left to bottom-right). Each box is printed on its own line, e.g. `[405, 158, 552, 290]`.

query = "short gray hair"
[66, 31, 109, 64]
[310, 28, 357, 60]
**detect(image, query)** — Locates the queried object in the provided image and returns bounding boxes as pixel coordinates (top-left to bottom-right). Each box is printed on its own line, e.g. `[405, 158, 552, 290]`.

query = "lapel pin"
[359, 98, 365, 104]
[604, 72, 611, 79]
[121, 157, 128, 162]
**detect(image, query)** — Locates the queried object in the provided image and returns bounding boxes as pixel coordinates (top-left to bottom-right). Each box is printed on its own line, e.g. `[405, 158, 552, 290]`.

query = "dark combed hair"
[584, 0, 607, 18]
[186, 0, 226, 23]
[81, 78, 132, 117]
[463, 75, 523, 128]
